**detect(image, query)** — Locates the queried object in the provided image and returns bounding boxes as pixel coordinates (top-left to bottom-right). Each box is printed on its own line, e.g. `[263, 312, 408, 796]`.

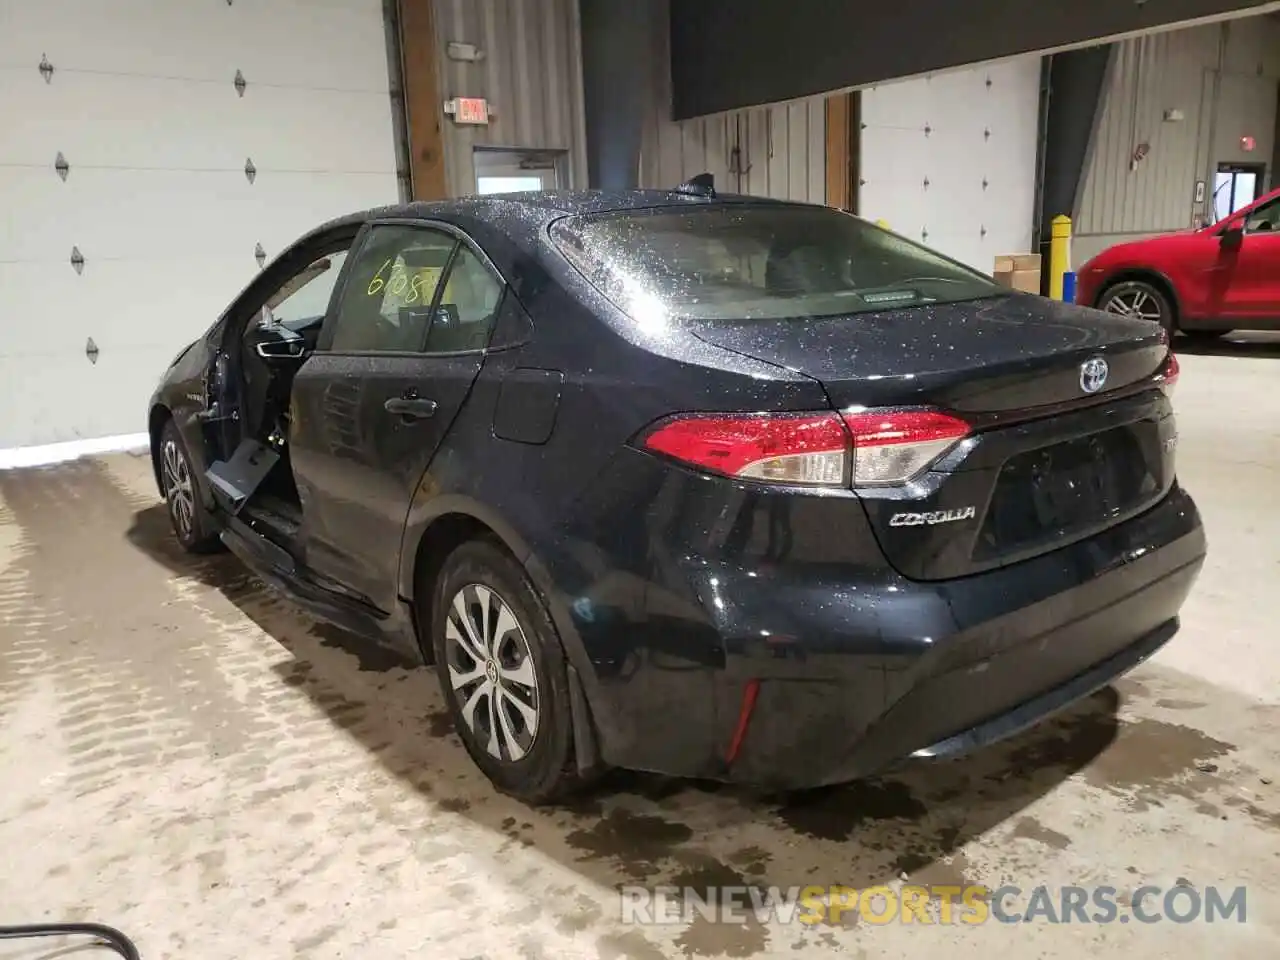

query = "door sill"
[220, 516, 391, 642]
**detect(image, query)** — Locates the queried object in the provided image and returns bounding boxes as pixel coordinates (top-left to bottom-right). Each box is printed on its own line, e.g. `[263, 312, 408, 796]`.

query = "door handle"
[384, 397, 438, 420]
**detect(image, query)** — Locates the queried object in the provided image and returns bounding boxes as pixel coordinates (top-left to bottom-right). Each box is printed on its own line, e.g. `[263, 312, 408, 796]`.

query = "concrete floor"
[2, 334, 1280, 960]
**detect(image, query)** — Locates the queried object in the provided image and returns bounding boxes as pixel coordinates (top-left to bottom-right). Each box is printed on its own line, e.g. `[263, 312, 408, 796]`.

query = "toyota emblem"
[1079, 356, 1109, 394]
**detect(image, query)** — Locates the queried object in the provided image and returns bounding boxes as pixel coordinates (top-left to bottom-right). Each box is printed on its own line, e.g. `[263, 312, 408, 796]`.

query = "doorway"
[1213, 162, 1266, 221]
[473, 148, 565, 195]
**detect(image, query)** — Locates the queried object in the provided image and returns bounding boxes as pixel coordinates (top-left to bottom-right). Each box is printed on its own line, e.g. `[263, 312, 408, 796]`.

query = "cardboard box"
[993, 253, 1042, 294]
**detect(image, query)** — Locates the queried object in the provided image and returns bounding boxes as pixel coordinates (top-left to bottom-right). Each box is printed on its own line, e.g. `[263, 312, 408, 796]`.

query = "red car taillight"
[641, 412, 850, 486]
[640, 408, 971, 488]
[1156, 351, 1180, 397]
[842, 409, 971, 485]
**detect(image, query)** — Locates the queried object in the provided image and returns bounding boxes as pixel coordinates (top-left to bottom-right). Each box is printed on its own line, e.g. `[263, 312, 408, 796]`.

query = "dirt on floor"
[2, 334, 1280, 959]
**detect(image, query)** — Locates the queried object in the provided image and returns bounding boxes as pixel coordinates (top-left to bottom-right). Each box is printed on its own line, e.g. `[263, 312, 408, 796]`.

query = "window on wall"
[473, 148, 562, 196]
[477, 175, 548, 195]
[1214, 164, 1264, 223]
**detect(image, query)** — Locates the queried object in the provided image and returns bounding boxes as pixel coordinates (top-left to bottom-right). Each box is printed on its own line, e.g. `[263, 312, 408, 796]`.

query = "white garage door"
[0, 0, 400, 453]
[859, 56, 1042, 274]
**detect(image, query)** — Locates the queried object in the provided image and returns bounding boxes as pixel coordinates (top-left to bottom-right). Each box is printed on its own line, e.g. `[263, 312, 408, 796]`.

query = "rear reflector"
[640, 408, 971, 488]
[724, 678, 760, 765]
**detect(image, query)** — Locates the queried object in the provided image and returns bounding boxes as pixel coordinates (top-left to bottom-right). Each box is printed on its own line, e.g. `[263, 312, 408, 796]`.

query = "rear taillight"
[640, 408, 970, 488]
[1156, 351, 1180, 396]
[641, 412, 850, 486]
[843, 409, 971, 486]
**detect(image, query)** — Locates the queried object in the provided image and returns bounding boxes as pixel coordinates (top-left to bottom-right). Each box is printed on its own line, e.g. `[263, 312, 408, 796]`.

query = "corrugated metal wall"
[1075, 17, 1280, 265]
[429, 0, 588, 195]
[634, 5, 826, 202]
[638, 101, 827, 202]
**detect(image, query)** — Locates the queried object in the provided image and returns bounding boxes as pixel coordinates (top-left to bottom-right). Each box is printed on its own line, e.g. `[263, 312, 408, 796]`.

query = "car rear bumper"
[725, 485, 1203, 789]
[581, 482, 1204, 789]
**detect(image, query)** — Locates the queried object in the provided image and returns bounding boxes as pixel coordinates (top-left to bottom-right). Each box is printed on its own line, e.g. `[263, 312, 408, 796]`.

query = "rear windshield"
[550, 204, 1006, 324]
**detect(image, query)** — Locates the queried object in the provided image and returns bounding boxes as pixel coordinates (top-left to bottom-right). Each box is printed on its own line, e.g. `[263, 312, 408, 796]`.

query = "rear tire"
[1097, 280, 1174, 332]
[429, 539, 579, 804]
[158, 420, 221, 554]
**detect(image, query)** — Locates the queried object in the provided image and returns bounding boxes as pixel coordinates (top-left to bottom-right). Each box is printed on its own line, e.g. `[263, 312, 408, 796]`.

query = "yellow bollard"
[1049, 215, 1072, 301]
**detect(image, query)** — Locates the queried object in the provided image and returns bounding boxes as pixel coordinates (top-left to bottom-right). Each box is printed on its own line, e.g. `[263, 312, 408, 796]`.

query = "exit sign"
[452, 97, 489, 125]
[1241, 135, 1257, 152]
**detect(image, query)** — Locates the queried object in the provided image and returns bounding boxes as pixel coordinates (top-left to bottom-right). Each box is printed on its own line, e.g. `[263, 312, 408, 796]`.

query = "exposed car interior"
[552, 207, 999, 323]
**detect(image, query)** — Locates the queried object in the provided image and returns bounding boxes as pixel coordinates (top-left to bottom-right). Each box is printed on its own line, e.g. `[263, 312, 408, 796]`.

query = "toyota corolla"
[147, 179, 1205, 802]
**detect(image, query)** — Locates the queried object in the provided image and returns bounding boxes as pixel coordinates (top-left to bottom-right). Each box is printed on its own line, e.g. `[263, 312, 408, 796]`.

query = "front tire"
[1097, 280, 1174, 332]
[430, 540, 578, 804]
[158, 420, 221, 553]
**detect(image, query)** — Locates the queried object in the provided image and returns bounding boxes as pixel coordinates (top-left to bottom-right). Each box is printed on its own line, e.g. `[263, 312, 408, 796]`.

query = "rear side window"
[331, 225, 456, 352]
[550, 205, 1004, 325]
[327, 224, 504, 353]
[1244, 195, 1280, 232]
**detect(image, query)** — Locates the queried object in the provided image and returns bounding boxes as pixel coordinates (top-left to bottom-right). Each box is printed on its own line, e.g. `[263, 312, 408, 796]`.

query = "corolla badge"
[889, 506, 977, 528]
[1079, 356, 1109, 394]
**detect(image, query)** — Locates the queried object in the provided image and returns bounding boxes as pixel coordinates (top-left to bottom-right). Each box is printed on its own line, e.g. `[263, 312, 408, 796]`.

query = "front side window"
[1244, 196, 1280, 233]
[261, 250, 350, 330]
[550, 205, 1005, 326]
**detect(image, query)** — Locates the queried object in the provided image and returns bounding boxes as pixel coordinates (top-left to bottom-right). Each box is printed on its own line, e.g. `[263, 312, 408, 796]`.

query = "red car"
[1076, 184, 1280, 337]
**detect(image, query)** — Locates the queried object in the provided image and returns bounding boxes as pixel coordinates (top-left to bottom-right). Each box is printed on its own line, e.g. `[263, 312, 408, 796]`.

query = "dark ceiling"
[668, 0, 1277, 119]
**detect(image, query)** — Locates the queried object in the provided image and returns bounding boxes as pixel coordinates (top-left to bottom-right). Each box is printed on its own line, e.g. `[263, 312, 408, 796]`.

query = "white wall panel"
[0, 75, 395, 176]
[0, 0, 400, 448]
[0, 0, 390, 92]
[859, 56, 1043, 273]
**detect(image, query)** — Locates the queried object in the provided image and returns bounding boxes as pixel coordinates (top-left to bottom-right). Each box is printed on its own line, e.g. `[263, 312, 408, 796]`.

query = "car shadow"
[1177, 330, 1280, 357]
[125, 503, 1118, 916]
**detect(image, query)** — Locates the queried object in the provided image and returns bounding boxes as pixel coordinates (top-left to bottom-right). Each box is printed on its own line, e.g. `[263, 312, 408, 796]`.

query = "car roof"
[330, 187, 801, 231]
[288, 187, 818, 273]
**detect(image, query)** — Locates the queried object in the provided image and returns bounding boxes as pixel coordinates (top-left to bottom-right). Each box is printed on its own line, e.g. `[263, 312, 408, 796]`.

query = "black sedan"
[147, 179, 1205, 802]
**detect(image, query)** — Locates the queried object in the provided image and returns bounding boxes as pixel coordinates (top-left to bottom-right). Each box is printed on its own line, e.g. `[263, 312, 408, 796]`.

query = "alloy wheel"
[161, 438, 195, 541]
[1102, 287, 1164, 324]
[444, 583, 540, 762]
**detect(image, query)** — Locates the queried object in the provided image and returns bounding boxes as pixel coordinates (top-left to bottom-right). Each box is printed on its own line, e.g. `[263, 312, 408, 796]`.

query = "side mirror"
[1220, 223, 1244, 249]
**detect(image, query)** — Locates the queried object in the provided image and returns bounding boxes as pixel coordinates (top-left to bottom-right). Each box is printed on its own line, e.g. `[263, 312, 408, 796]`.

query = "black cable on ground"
[0, 923, 140, 959]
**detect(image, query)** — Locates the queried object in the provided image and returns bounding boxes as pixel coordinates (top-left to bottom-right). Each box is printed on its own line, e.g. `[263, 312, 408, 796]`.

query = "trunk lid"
[690, 293, 1176, 581]
[687, 292, 1168, 415]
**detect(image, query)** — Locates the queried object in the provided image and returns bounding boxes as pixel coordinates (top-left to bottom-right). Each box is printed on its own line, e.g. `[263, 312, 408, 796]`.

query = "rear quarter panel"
[394, 250, 832, 768]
